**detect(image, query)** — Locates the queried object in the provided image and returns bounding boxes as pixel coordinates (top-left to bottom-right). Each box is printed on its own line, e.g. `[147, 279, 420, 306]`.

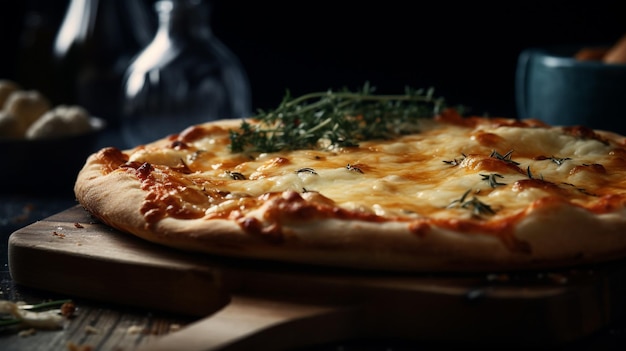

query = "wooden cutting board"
[8, 205, 626, 350]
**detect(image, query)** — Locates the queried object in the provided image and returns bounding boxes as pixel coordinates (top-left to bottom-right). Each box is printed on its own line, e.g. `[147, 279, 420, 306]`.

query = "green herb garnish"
[0, 299, 72, 328]
[229, 83, 445, 153]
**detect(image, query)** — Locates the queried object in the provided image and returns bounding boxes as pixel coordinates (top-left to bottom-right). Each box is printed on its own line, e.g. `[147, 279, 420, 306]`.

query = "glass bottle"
[120, 0, 252, 147]
[52, 0, 156, 128]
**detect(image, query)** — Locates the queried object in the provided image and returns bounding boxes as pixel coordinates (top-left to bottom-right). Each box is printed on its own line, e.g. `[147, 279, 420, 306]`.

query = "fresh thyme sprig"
[229, 83, 446, 153]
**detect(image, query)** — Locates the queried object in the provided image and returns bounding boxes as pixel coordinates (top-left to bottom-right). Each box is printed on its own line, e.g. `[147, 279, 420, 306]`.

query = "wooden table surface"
[3, 193, 626, 351]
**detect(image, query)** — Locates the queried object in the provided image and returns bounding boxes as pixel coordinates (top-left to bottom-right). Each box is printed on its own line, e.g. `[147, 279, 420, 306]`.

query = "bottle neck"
[155, 0, 213, 42]
[55, 0, 155, 56]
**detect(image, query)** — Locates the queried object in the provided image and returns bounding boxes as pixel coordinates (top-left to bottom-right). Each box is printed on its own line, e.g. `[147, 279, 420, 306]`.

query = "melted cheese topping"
[97, 112, 626, 234]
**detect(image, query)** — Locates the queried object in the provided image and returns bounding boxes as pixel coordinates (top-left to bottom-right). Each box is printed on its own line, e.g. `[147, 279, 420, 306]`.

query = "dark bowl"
[0, 117, 106, 196]
[515, 44, 626, 136]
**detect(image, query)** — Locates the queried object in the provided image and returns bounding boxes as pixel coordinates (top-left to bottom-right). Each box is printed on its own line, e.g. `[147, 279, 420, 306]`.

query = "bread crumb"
[53, 231, 66, 239]
[18, 328, 36, 337]
[127, 325, 146, 334]
[60, 301, 76, 318]
[85, 325, 99, 334]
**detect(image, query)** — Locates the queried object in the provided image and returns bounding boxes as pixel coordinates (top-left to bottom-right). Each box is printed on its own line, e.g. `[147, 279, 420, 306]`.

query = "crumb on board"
[85, 325, 99, 334]
[18, 328, 36, 337]
[74, 222, 84, 228]
[60, 301, 76, 318]
[9, 203, 34, 224]
[66, 341, 94, 351]
[127, 325, 146, 334]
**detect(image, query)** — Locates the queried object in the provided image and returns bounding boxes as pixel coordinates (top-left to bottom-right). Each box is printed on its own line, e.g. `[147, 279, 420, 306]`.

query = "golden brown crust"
[74, 118, 626, 272]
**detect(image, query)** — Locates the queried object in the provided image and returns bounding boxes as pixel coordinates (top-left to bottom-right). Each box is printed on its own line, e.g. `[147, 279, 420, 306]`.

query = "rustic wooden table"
[0, 272, 195, 351]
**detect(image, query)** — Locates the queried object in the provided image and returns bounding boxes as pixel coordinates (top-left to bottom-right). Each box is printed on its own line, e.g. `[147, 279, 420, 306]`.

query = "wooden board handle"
[135, 295, 359, 351]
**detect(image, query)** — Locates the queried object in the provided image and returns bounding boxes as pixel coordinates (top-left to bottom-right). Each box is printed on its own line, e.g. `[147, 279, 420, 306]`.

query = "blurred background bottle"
[52, 0, 156, 129]
[15, 1, 64, 100]
[120, 0, 252, 147]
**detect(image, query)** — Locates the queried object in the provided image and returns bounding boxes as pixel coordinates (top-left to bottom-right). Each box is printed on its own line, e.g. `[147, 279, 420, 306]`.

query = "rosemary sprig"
[229, 83, 445, 153]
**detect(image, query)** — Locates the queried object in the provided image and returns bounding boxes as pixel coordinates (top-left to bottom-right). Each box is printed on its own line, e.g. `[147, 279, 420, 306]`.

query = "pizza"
[74, 86, 626, 272]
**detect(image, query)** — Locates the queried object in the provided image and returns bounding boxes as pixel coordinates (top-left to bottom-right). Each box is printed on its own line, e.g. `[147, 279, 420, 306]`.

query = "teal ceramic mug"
[515, 46, 626, 135]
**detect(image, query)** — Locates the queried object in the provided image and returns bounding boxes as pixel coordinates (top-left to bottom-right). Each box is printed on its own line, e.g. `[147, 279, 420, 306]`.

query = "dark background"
[1, 0, 624, 119]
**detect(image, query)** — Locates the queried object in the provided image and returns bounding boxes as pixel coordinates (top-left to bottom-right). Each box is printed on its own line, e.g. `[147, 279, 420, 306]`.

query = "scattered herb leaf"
[447, 189, 496, 216]
[296, 167, 318, 175]
[526, 166, 544, 180]
[550, 156, 571, 166]
[226, 171, 246, 180]
[346, 164, 364, 173]
[490, 150, 520, 165]
[480, 173, 506, 188]
[443, 153, 467, 166]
